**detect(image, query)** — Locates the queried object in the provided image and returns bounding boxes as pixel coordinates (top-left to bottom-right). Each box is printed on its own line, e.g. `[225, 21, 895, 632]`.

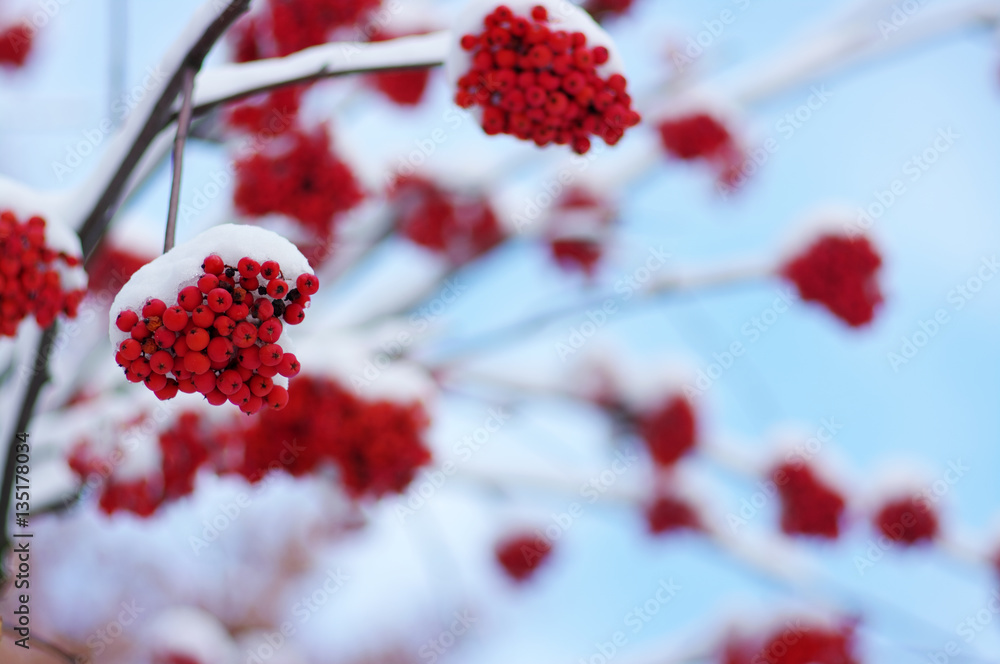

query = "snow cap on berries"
[779, 212, 884, 327]
[447, 1, 640, 153]
[109, 225, 315, 413]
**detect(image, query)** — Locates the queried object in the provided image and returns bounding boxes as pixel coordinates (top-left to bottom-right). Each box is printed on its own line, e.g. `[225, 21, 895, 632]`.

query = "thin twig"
[164, 67, 197, 253]
[0, 324, 57, 580]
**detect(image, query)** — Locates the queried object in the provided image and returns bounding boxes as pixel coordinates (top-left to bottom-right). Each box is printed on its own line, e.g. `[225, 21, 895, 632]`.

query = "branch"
[73, 0, 252, 259]
[187, 31, 451, 116]
[164, 67, 197, 253]
[0, 324, 56, 581]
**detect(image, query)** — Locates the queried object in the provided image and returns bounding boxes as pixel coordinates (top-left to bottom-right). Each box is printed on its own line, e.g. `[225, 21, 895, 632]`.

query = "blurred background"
[1, 0, 999, 663]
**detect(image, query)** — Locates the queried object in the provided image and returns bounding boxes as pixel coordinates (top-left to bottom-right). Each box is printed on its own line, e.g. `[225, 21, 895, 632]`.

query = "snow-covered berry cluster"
[110, 225, 316, 414]
[0, 210, 86, 336]
[234, 126, 364, 245]
[723, 620, 859, 664]
[451, 2, 640, 154]
[113, 253, 314, 412]
[658, 111, 745, 187]
[782, 233, 883, 327]
[773, 460, 846, 539]
[546, 187, 615, 276]
[0, 21, 33, 68]
[495, 531, 553, 582]
[638, 395, 698, 467]
[391, 175, 505, 265]
[240, 375, 432, 498]
[367, 29, 434, 107]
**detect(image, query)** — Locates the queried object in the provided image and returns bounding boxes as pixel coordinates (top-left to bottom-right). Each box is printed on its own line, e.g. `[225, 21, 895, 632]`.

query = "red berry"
[240, 276, 260, 291]
[116, 310, 138, 332]
[296, 273, 319, 295]
[197, 274, 219, 293]
[124, 369, 143, 383]
[241, 395, 263, 415]
[130, 358, 152, 379]
[259, 344, 283, 366]
[226, 303, 250, 321]
[207, 336, 235, 363]
[178, 286, 203, 311]
[531, 5, 548, 21]
[278, 352, 300, 377]
[131, 321, 151, 341]
[229, 384, 252, 406]
[119, 339, 142, 361]
[177, 378, 197, 394]
[202, 254, 225, 275]
[206, 389, 228, 406]
[237, 344, 261, 369]
[460, 34, 478, 50]
[266, 279, 288, 299]
[256, 363, 279, 378]
[142, 298, 166, 318]
[193, 370, 218, 394]
[264, 385, 289, 410]
[283, 303, 305, 325]
[260, 260, 280, 280]
[592, 46, 609, 65]
[258, 317, 283, 343]
[191, 305, 215, 328]
[207, 288, 233, 313]
[144, 372, 168, 392]
[235, 364, 254, 382]
[172, 335, 189, 357]
[238, 257, 261, 278]
[254, 299, 274, 321]
[184, 351, 211, 375]
[249, 375, 274, 397]
[150, 350, 174, 375]
[162, 306, 189, 331]
[233, 321, 258, 348]
[216, 370, 244, 396]
[186, 327, 210, 352]
[154, 380, 179, 401]
[213, 315, 235, 337]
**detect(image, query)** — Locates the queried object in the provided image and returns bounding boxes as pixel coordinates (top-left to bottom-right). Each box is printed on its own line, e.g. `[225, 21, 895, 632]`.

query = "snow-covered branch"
[189, 31, 451, 115]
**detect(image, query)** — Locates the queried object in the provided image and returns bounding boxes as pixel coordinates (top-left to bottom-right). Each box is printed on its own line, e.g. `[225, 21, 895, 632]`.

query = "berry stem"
[164, 66, 197, 253]
[0, 323, 56, 580]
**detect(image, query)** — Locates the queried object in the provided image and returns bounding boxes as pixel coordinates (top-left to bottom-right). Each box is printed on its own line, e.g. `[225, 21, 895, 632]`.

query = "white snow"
[108, 223, 313, 346]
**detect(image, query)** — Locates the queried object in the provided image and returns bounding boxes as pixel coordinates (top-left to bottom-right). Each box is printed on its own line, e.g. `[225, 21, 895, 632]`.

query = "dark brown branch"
[78, 0, 252, 261]
[0, 324, 56, 582]
[164, 67, 197, 253]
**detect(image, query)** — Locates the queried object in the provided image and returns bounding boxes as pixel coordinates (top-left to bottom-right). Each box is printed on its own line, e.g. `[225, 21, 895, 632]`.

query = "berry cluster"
[645, 494, 701, 535]
[874, 495, 938, 545]
[112, 254, 318, 414]
[0, 211, 85, 336]
[391, 175, 505, 265]
[268, 0, 381, 56]
[455, 4, 640, 154]
[546, 187, 614, 276]
[724, 621, 859, 664]
[234, 126, 364, 243]
[367, 29, 433, 107]
[658, 112, 744, 187]
[0, 22, 33, 68]
[773, 461, 846, 539]
[240, 376, 432, 498]
[495, 532, 553, 582]
[69, 412, 238, 517]
[782, 234, 883, 327]
[638, 395, 698, 467]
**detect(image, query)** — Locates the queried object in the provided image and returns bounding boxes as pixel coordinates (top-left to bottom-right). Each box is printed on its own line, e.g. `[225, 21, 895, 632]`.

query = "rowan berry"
[116, 310, 139, 332]
[260, 260, 280, 280]
[162, 306, 188, 331]
[258, 317, 283, 343]
[150, 350, 174, 375]
[120, 339, 142, 362]
[207, 336, 235, 363]
[213, 316, 235, 337]
[191, 305, 215, 328]
[278, 352, 300, 377]
[263, 385, 289, 410]
[202, 254, 225, 275]
[197, 274, 219, 293]
[217, 370, 244, 396]
[177, 286, 203, 311]
[237, 344, 262, 370]
[186, 327, 210, 352]
[184, 351, 211, 375]
[142, 298, 167, 318]
[233, 321, 258, 348]
[238, 257, 261, 278]
[259, 343, 283, 366]
[145, 372, 167, 392]
[206, 389, 229, 406]
[249, 375, 273, 397]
